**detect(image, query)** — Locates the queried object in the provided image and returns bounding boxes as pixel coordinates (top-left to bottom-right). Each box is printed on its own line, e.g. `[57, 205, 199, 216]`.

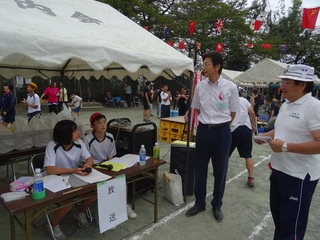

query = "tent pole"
[183, 71, 194, 202]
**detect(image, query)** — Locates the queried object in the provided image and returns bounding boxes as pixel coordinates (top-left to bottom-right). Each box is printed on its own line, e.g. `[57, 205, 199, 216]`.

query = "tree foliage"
[99, 0, 319, 75]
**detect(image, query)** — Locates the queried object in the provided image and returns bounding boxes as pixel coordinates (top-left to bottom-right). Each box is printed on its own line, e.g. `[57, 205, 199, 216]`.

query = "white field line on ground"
[126, 154, 271, 240]
[248, 211, 272, 240]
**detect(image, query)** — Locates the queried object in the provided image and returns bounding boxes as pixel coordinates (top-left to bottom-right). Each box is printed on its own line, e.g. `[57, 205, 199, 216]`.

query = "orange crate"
[159, 130, 170, 142]
[159, 120, 170, 132]
[170, 122, 184, 134]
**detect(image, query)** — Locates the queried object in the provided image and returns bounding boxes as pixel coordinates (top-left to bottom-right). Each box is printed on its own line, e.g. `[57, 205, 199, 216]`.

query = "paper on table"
[44, 175, 71, 193]
[72, 168, 111, 184]
[113, 154, 150, 169]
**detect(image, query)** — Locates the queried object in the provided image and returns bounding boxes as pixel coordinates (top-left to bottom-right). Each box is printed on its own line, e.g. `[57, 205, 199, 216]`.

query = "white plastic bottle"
[139, 144, 146, 166]
[33, 168, 44, 192]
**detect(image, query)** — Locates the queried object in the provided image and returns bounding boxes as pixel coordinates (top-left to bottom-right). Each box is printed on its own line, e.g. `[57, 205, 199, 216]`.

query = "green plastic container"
[32, 190, 46, 199]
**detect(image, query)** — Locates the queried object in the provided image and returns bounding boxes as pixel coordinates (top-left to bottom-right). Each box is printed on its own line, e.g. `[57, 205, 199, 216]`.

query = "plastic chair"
[132, 96, 141, 108]
[30, 153, 46, 174]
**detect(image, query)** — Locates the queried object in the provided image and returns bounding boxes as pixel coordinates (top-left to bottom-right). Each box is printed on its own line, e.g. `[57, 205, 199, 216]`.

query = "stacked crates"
[158, 120, 186, 143]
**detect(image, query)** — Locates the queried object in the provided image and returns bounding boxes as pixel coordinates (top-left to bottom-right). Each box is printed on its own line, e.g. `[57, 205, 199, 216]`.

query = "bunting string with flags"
[301, 7, 320, 29]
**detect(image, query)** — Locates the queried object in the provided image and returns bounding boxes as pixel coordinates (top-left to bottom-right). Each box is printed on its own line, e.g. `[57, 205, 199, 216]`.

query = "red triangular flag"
[246, 44, 253, 48]
[301, 7, 320, 29]
[260, 44, 272, 49]
[178, 42, 185, 49]
[167, 41, 173, 47]
[144, 26, 149, 31]
[215, 43, 223, 52]
[189, 21, 196, 35]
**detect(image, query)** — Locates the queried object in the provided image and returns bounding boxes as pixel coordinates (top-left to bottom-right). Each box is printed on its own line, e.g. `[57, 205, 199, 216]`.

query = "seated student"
[105, 91, 115, 108]
[44, 120, 95, 240]
[84, 113, 137, 219]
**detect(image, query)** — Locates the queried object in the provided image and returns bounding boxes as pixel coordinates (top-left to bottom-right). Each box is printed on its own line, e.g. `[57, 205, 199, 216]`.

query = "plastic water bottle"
[139, 144, 146, 166]
[153, 142, 160, 163]
[33, 168, 44, 192]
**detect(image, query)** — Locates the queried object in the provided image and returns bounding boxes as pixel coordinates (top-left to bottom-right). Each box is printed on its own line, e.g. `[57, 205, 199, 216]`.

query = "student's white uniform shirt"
[26, 93, 41, 113]
[71, 95, 82, 107]
[271, 93, 320, 180]
[44, 139, 90, 169]
[230, 97, 252, 132]
[191, 77, 240, 124]
[84, 132, 117, 165]
[160, 92, 171, 105]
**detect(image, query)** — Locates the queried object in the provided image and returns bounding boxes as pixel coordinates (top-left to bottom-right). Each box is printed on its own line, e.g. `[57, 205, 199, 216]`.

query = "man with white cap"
[255, 64, 320, 239]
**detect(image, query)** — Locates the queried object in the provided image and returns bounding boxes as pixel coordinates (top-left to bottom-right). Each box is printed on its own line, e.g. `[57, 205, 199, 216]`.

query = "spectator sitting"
[105, 91, 115, 108]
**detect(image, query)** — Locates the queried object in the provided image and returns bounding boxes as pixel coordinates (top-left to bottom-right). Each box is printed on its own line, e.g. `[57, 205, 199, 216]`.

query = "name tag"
[217, 101, 227, 109]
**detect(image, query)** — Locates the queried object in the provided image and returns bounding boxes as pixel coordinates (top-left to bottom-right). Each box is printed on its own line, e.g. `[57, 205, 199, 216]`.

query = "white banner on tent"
[97, 174, 127, 233]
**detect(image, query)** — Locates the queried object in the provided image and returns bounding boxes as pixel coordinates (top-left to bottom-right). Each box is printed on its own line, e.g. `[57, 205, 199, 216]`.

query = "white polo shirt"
[71, 95, 82, 107]
[230, 97, 252, 132]
[160, 91, 171, 105]
[84, 132, 117, 165]
[26, 93, 41, 113]
[191, 77, 239, 124]
[44, 139, 90, 169]
[271, 93, 320, 180]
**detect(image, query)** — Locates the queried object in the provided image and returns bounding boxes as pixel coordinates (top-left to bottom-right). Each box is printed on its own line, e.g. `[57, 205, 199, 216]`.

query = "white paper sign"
[97, 174, 127, 233]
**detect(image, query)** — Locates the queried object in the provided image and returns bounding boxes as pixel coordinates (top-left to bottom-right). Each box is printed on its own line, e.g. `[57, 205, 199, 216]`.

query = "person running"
[21, 82, 41, 122]
[69, 94, 83, 116]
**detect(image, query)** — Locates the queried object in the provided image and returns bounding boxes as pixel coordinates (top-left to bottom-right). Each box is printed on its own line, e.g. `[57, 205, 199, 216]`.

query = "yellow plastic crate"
[159, 130, 170, 142]
[159, 120, 170, 132]
[170, 122, 184, 134]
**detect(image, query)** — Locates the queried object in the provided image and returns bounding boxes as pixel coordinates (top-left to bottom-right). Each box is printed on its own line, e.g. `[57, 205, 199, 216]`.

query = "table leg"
[24, 210, 32, 240]
[132, 180, 136, 210]
[10, 215, 16, 240]
[154, 167, 159, 223]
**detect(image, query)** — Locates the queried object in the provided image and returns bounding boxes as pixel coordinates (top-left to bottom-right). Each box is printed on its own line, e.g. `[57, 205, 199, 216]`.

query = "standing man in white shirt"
[160, 84, 172, 118]
[123, 82, 132, 107]
[255, 64, 320, 240]
[186, 52, 239, 221]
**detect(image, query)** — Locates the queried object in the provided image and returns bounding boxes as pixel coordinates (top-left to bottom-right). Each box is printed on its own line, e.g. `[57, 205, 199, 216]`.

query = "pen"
[62, 178, 69, 186]
[62, 187, 83, 195]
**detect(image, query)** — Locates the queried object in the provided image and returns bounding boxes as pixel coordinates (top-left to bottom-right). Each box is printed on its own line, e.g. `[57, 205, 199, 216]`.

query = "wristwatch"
[281, 142, 288, 152]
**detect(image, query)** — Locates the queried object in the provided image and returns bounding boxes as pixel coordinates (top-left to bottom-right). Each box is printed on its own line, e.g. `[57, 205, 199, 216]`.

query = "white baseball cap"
[278, 64, 317, 82]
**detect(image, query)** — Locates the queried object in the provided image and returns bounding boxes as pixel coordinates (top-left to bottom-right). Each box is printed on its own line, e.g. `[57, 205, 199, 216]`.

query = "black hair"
[53, 120, 77, 145]
[92, 114, 106, 125]
[203, 52, 224, 74]
[3, 82, 14, 91]
[294, 80, 313, 94]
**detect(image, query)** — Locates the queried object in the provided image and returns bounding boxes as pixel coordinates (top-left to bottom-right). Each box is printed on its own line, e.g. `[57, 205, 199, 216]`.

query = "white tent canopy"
[0, 0, 193, 81]
[221, 69, 243, 81]
[234, 58, 288, 85]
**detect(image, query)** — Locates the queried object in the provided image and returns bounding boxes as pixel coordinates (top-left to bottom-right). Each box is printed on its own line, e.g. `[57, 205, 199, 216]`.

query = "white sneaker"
[48, 224, 66, 240]
[74, 211, 90, 228]
[127, 205, 137, 219]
